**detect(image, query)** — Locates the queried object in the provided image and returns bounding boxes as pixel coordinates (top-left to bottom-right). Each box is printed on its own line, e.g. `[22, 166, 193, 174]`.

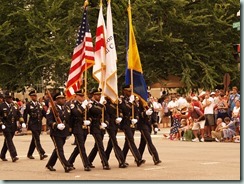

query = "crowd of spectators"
[155, 87, 240, 143]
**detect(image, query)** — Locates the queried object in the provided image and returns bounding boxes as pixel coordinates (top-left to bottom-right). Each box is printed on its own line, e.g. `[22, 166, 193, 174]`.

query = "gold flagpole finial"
[100, 0, 103, 6]
[84, 0, 89, 8]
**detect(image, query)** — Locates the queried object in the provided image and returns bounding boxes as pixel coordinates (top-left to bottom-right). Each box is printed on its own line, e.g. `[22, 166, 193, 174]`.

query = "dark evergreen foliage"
[0, 0, 240, 92]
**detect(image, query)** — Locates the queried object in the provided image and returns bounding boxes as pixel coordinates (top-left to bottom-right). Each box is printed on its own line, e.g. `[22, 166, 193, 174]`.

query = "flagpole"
[128, 0, 134, 119]
[107, 0, 119, 117]
[84, 0, 88, 121]
[99, 0, 105, 125]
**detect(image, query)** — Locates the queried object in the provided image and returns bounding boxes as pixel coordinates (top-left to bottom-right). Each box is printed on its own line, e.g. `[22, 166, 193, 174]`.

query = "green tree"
[127, 0, 240, 91]
[0, 0, 240, 93]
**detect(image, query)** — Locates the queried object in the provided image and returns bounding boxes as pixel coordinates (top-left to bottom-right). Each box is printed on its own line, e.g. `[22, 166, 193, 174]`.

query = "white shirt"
[5, 102, 11, 108]
[57, 105, 62, 110]
[177, 97, 188, 109]
[232, 106, 240, 117]
[202, 97, 214, 114]
[167, 100, 179, 110]
[152, 101, 162, 112]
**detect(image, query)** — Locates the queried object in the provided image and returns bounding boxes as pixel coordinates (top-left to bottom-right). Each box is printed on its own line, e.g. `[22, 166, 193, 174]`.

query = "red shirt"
[191, 101, 204, 113]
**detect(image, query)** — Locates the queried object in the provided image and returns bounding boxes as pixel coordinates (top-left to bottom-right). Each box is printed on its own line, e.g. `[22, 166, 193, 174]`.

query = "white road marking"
[200, 162, 220, 165]
[144, 167, 165, 171]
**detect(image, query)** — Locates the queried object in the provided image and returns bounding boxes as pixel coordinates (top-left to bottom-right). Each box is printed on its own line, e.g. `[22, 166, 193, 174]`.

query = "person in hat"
[0, 91, 25, 162]
[118, 85, 146, 167]
[104, 96, 127, 168]
[67, 89, 91, 171]
[87, 88, 111, 170]
[137, 99, 162, 165]
[23, 90, 48, 160]
[45, 92, 74, 173]
[188, 104, 205, 142]
[191, 96, 203, 113]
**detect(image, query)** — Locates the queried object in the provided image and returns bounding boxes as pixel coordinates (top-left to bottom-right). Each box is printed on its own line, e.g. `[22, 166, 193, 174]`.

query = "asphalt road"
[0, 128, 240, 181]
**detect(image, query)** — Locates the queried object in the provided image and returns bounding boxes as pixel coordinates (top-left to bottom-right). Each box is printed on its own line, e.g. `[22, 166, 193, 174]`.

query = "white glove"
[1, 124, 6, 130]
[131, 119, 138, 124]
[101, 122, 107, 128]
[83, 120, 91, 126]
[99, 96, 106, 104]
[57, 123, 65, 130]
[129, 95, 135, 103]
[115, 117, 122, 124]
[83, 99, 88, 106]
[88, 103, 92, 109]
[66, 136, 71, 140]
[81, 100, 88, 109]
[154, 127, 159, 132]
[146, 109, 153, 116]
[22, 123, 26, 128]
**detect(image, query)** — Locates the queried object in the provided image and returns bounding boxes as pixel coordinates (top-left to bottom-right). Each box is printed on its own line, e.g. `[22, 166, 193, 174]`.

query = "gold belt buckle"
[130, 124, 135, 128]
[82, 125, 88, 129]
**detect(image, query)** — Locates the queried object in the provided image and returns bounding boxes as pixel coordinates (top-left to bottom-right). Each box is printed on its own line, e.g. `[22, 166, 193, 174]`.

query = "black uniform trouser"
[46, 136, 71, 168]
[88, 132, 109, 166]
[27, 129, 45, 157]
[0, 131, 17, 159]
[105, 128, 125, 165]
[68, 133, 89, 168]
[138, 126, 160, 163]
[122, 126, 141, 162]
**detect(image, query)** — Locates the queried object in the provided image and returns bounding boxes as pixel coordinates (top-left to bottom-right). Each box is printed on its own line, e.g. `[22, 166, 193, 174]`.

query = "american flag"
[65, 5, 95, 98]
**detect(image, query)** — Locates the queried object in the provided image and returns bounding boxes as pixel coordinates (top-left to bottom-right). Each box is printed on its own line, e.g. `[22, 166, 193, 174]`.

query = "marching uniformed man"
[137, 100, 162, 165]
[104, 97, 127, 168]
[0, 91, 26, 162]
[67, 89, 91, 171]
[45, 92, 73, 173]
[119, 85, 145, 167]
[23, 90, 48, 160]
[87, 88, 110, 170]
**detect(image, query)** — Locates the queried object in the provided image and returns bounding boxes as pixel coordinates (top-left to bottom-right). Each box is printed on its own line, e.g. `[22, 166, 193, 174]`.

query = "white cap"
[192, 96, 198, 101]
[210, 92, 215, 95]
[199, 91, 206, 97]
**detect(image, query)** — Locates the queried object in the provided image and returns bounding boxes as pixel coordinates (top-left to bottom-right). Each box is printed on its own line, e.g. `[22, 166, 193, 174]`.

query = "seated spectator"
[211, 118, 226, 142]
[182, 118, 195, 141]
[220, 117, 236, 142]
[179, 119, 188, 141]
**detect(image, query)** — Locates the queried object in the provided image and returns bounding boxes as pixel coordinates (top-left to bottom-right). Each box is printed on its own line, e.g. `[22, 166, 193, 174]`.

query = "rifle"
[46, 90, 63, 124]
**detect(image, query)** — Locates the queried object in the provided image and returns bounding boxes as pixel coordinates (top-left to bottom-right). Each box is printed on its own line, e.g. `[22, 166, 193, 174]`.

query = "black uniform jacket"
[105, 100, 119, 131]
[23, 101, 46, 131]
[0, 102, 21, 133]
[137, 101, 157, 131]
[88, 100, 109, 134]
[67, 100, 88, 134]
[46, 104, 69, 137]
[118, 96, 139, 129]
